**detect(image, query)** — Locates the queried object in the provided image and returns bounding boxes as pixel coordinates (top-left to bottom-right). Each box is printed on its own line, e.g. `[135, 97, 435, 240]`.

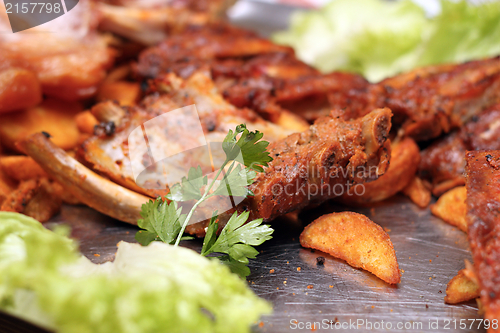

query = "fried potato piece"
[274, 111, 310, 132]
[338, 137, 420, 204]
[300, 212, 401, 284]
[0, 179, 39, 213]
[0, 68, 42, 114]
[403, 176, 432, 208]
[97, 81, 141, 106]
[75, 111, 99, 135]
[445, 269, 480, 304]
[23, 179, 62, 222]
[0, 164, 16, 206]
[0, 98, 82, 151]
[0, 178, 62, 222]
[0, 155, 48, 181]
[431, 186, 467, 232]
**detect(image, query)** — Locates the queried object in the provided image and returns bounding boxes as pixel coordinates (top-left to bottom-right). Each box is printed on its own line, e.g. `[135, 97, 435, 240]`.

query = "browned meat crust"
[465, 150, 500, 330]
[241, 108, 392, 222]
[134, 24, 369, 124]
[333, 58, 500, 141]
[420, 104, 500, 196]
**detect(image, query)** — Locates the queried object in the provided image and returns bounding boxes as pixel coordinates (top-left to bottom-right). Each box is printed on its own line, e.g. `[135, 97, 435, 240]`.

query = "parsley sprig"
[135, 124, 274, 277]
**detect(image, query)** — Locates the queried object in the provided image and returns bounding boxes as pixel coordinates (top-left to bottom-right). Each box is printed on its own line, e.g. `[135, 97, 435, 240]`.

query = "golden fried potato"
[0, 68, 42, 114]
[23, 179, 62, 222]
[0, 178, 61, 222]
[403, 176, 432, 208]
[444, 269, 480, 304]
[300, 212, 401, 284]
[97, 81, 141, 106]
[75, 111, 99, 135]
[0, 155, 48, 181]
[275, 111, 310, 132]
[0, 98, 82, 151]
[338, 137, 420, 205]
[431, 186, 467, 232]
[0, 179, 39, 213]
[0, 164, 16, 206]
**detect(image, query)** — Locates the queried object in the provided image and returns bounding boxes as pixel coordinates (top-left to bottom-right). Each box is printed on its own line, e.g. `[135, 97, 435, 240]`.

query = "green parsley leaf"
[222, 125, 273, 172]
[136, 199, 186, 245]
[210, 162, 256, 198]
[202, 211, 274, 263]
[218, 255, 251, 278]
[201, 211, 219, 256]
[167, 166, 208, 202]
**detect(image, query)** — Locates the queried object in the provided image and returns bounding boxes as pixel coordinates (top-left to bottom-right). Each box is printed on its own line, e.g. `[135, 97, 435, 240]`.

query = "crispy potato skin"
[0, 156, 48, 181]
[75, 111, 99, 135]
[445, 269, 480, 304]
[0, 98, 82, 151]
[300, 212, 400, 284]
[0, 68, 42, 114]
[403, 176, 431, 208]
[97, 81, 142, 106]
[338, 137, 420, 205]
[431, 186, 467, 232]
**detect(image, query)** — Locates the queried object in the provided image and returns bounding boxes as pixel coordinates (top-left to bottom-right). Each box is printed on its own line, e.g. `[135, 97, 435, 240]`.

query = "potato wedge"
[338, 137, 420, 204]
[75, 111, 99, 135]
[0, 164, 16, 206]
[431, 186, 467, 232]
[403, 176, 432, 208]
[97, 81, 141, 106]
[444, 269, 480, 304]
[0, 68, 42, 114]
[0, 155, 48, 181]
[0, 98, 82, 151]
[23, 179, 62, 222]
[300, 212, 401, 284]
[274, 110, 310, 132]
[0, 178, 62, 222]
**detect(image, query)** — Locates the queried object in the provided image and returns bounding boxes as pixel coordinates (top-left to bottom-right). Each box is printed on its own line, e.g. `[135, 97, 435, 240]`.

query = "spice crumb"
[307, 285, 314, 289]
[94, 254, 100, 257]
[269, 269, 275, 274]
[258, 322, 264, 328]
[329, 285, 334, 288]
[297, 267, 301, 271]
[316, 256, 325, 266]
[371, 305, 375, 309]
[429, 259, 432, 263]
[283, 281, 287, 285]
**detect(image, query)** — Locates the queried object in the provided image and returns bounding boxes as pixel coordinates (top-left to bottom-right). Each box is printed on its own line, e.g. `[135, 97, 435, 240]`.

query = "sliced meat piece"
[465, 150, 500, 330]
[420, 104, 500, 195]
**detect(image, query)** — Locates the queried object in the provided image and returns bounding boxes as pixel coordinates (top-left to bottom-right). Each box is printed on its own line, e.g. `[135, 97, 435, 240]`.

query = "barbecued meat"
[82, 71, 298, 198]
[239, 108, 392, 223]
[419, 104, 500, 196]
[96, 0, 234, 45]
[331, 58, 500, 141]
[0, 0, 114, 100]
[134, 24, 369, 124]
[465, 150, 500, 330]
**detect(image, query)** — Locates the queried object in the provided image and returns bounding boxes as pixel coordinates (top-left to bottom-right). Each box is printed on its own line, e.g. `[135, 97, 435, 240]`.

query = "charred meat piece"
[335, 57, 500, 141]
[135, 24, 292, 78]
[419, 104, 500, 196]
[239, 108, 392, 223]
[0, 1, 114, 101]
[82, 72, 298, 198]
[96, 0, 234, 45]
[465, 150, 500, 329]
[134, 24, 369, 124]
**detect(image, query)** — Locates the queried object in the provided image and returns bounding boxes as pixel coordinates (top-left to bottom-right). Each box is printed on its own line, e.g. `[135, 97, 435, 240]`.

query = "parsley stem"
[174, 158, 230, 246]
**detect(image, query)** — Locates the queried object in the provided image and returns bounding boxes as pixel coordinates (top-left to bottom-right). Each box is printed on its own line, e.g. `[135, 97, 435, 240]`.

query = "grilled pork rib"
[465, 151, 500, 331]
[23, 70, 392, 235]
[419, 104, 500, 196]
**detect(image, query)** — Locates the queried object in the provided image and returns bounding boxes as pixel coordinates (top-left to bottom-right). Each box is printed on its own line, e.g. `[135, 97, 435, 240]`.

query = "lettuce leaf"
[273, 0, 500, 82]
[0, 212, 271, 333]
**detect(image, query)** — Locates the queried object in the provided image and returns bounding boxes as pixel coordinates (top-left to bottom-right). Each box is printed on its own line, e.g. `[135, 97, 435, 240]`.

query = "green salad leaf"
[273, 0, 500, 82]
[0, 212, 272, 333]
